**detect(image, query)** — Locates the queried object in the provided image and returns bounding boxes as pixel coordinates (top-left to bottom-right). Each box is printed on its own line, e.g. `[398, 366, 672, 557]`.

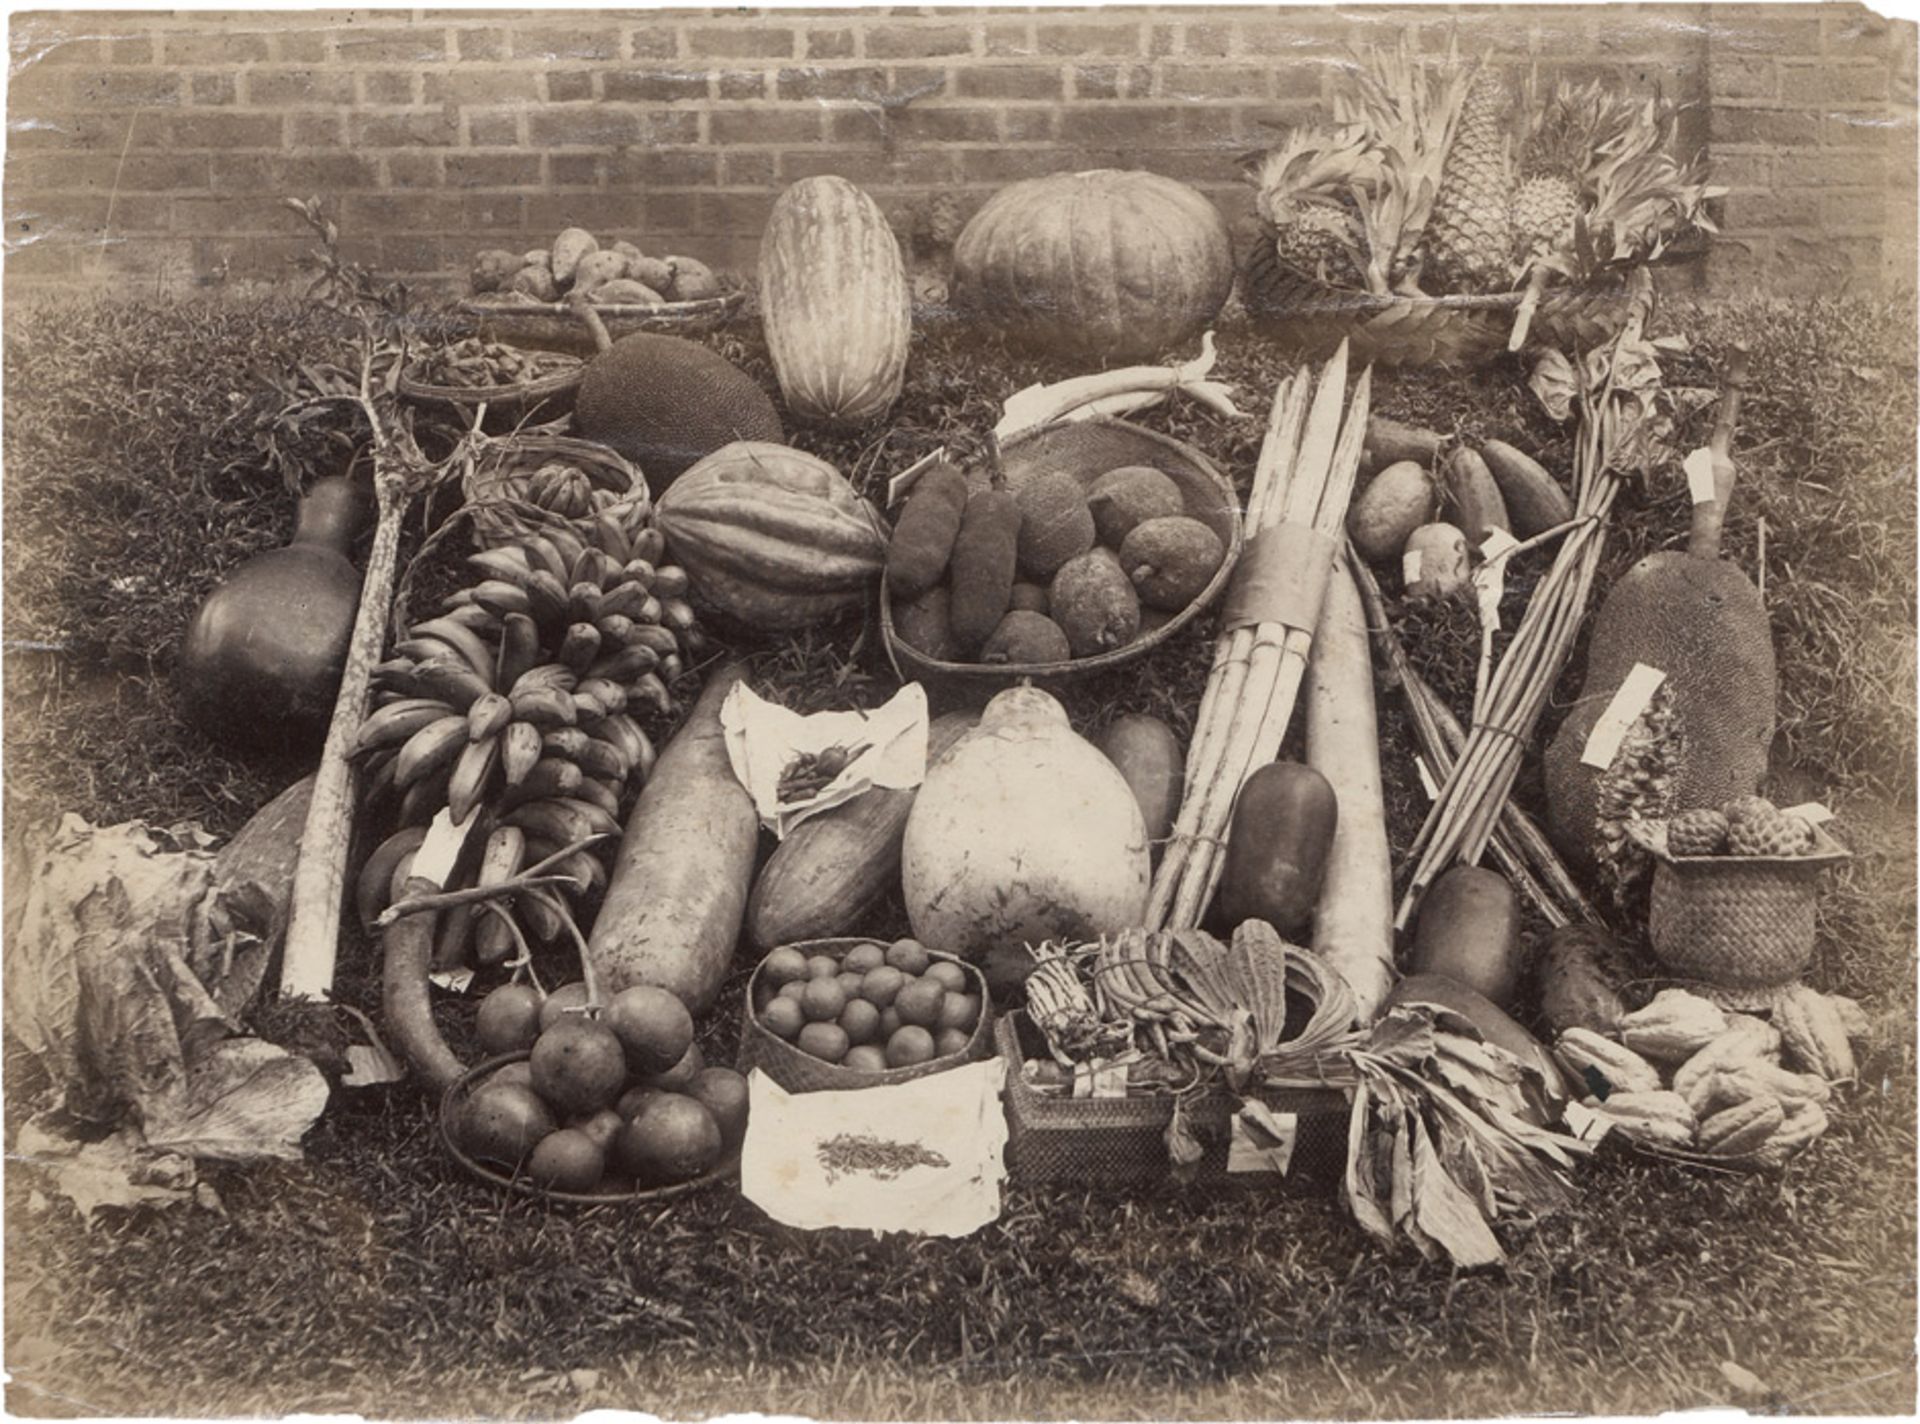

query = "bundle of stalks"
[1148, 341, 1372, 930]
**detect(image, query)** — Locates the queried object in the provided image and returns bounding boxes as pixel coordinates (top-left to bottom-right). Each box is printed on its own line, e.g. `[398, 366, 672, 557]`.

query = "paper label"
[428, 968, 475, 995]
[1402, 548, 1424, 585]
[1781, 801, 1835, 826]
[1480, 527, 1521, 562]
[1073, 1059, 1129, 1100]
[1228, 1102, 1299, 1175]
[411, 806, 478, 888]
[885, 449, 947, 509]
[1414, 755, 1442, 800]
[1684, 447, 1718, 505]
[1561, 1099, 1613, 1145]
[1580, 664, 1667, 769]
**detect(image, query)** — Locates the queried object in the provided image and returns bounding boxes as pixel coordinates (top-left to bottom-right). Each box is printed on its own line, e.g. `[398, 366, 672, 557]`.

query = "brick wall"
[6, 5, 1915, 301]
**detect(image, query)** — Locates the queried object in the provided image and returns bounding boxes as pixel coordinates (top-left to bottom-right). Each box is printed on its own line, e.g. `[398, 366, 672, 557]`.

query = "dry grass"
[3, 285, 1914, 1421]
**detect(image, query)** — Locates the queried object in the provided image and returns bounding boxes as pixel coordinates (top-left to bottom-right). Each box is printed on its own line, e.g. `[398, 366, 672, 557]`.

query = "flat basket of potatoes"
[880, 418, 1243, 689]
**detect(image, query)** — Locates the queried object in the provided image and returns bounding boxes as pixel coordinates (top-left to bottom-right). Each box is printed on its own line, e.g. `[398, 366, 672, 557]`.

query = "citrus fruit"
[840, 998, 882, 1046]
[843, 942, 887, 974]
[877, 1006, 903, 1040]
[885, 939, 932, 976]
[685, 1067, 750, 1149]
[616, 1094, 724, 1184]
[483, 1061, 535, 1092]
[934, 1027, 972, 1059]
[797, 1021, 851, 1063]
[538, 981, 591, 1030]
[926, 961, 970, 994]
[762, 946, 811, 986]
[525, 1127, 606, 1193]
[885, 1025, 937, 1068]
[937, 991, 981, 1033]
[603, 984, 695, 1076]
[530, 1017, 628, 1116]
[836, 970, 867, 1001]
[616, 1084, 664, 1120]
[806, 954, 841, 980]
[778, 978, 810, 1003]
[895, 977, 947, 1029]
[801, 976, 848, 1023]
[761, 996, 805, 1041]
[646, 1040, 705, 1092]
[475, 982, 544, 1056]
[457, 1082, 556, 1169]
[844, 1044, 890, 1073]
[859, 965, 906, 1007]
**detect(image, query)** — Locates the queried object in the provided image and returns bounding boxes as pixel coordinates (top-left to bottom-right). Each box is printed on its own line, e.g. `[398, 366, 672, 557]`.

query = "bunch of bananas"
[352, 514, 701, 970]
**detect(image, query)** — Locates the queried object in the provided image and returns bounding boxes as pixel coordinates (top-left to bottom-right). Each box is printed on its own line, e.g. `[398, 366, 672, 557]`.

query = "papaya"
[1216, 761, 1337, 937]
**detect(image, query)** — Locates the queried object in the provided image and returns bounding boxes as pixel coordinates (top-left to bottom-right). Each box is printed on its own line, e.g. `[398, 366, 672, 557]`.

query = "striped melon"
[758, 175, 912, 430]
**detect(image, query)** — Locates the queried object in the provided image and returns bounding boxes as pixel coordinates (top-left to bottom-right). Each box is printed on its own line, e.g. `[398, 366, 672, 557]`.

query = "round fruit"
[797, 1021, 851, 1063]
[886, 1025, 937, 1068]
[616, 1084, 664, 1120]
[886, 939, 932, 976]
[762, 946, 811, 986]
[538, 981, 591, 1029]
[573, 1108, 626, 1152]
[475, 983, 544, 1056]
[895, 978, 947, 1029]
[934, 1027, 971, 1059]
[617, 1094, 724, 1184]
[860, 965, 906, 1007]
[937, 991, 981, 1033]
[843, 942, 887, 974]
[457, 1083, 556, 1169]
[877, 1006, 903, 1039]
[840, 998, 882, 1046]
[925, 961, 969, 994]
[483, 1061, 534, 1092]
[801, 976, 849, 1023]
[530, 1018, 629, 1117]
[646, 1040, 706, 1092]
[525, 1127, 605, 1193]
[778, 978, 810, 1003]
[603, 984, 695, 1076]
[844, 1044, 890, 1073]
[761, 996, 805, 1041]
[685, 1067, 750, 1149]
[807, 954, 841, 980]
[836, 970, 867, 1000]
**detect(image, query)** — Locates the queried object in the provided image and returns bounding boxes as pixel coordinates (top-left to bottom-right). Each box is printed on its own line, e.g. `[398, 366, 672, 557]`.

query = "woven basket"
[736, 938, 995, 1093]
[397, 360, 584, 434]
[461, 433, 650, 550]
[460, 292, 746, 354]
[996, 1013, 1347, 1189]
[438, 1053, 740, 1205]
[881, 417, 1241, 692]
[1239, 234, 1648, 368]
[1635, 821, 1851, 1009]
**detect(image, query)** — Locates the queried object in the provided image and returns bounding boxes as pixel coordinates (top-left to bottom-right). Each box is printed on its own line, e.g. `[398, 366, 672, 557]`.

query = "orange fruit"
[616, 1094, 723, 1184]
[937, 991, 981, 1033]
[616, 1084, 664, 1120]
[885, 1025, 937, 1068]
[806, 954, 841, 980]
[844, 1044, 890, 1073]
[885, 939, 932, 976]
[645, 1040, 705, 1092]
[895, 977, 947, 1029]
[457, 1082, 556, 1168]
[797, 1021, 851, 1063]
[840, 998, 882, 1046]
[934, 1027, 972, 1059]
[603, 984, 695, 1076]
[859, 965, 906, 1008]
[475, 982, 544, 1056]
[525, 1127, 606, 1193]
[843, 942, 887, 974]
[836, 970, 867, 1001]
[572, 1108, 626, 1152]
[926, 961, 970, 994]
[685, 1067, 750, 1149]
[537, 981, 591, 1030]
[761, 996, 805, 1041]
[761, 946, 811, 986]
[801, 976, 848, 1023]
[530, 1017, 628, 1116]
[877, 1006, 903, 1040]
[778, 978, 811, 1003]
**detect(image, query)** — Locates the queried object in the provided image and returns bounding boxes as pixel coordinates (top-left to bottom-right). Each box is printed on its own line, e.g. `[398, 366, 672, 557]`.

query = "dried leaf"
[14, 1120, 199, 1225]
[1408, 1112, 1507, 1268]
[1343, 1088, 1394, 1242]
[1530, 348, 1578, 422]
[1165, 1097, 1205, 1181]
[142, 1037, 330, 1163]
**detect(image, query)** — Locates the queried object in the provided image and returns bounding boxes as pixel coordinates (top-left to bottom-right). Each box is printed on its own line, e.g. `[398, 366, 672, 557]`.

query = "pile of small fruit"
[451, 980, 746, 1194]
[411, 337, 582, 390]
[753, 939, 984, 1072]
[466, 225, 723, 308]
[888, 458, 1226, 667]
[1663, 796, 1825, 858]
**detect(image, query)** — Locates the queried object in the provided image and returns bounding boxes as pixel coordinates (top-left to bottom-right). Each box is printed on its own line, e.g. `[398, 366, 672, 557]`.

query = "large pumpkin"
[654, 441, 888, 632]
[951, 170, 1234, 363]
[759, 175, 912, 430]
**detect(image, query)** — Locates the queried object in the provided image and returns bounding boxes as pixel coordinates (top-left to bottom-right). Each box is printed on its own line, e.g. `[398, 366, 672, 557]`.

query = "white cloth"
[719, 682, 930, 839]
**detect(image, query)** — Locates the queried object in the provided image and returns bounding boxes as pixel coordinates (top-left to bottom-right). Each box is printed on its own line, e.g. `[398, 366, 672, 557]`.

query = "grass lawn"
[4, 280, 1915, 1420]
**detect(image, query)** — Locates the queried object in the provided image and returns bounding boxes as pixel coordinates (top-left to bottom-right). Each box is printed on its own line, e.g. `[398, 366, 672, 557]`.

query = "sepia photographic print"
[3, 2, 1916, 1420]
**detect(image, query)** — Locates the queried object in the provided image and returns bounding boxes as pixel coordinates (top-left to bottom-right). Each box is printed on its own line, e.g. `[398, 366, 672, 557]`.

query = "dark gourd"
[1216, 761, 1337, 936]
[1097, 714, 1184, 849]
[885, 459, 970, 599]
[1407, 865, 1523, 1010]
[1480, 440, 1573, 538]
[179, 476, 371, 754]
[946, 488, 1021, 650]
[1441, 446, 1510, 547]
[1382, 974, 1567, 1105]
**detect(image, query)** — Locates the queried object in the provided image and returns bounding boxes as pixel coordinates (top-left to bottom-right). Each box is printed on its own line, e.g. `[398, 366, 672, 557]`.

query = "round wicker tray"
[397, 360, 585, 434]
[438, 1052, 740, 1205]
[460, 291, 746, 353]
[881, 418, 1242, 691]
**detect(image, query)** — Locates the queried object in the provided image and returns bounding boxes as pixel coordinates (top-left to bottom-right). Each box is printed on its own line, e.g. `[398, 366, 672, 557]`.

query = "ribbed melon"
[572, 333, 782, 493]
[759, 175, 912, 430]
[654, 441, 888, 632]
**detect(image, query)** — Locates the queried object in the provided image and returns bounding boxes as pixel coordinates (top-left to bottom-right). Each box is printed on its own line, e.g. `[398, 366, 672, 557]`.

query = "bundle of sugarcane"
[1147, 341, 1371, 930]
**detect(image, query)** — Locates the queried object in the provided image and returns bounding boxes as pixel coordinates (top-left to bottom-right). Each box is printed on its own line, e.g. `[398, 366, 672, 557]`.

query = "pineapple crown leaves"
[1247, 122, 1385, 224]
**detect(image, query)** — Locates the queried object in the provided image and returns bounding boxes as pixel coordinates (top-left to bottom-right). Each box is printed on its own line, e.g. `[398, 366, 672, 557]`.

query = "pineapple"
[1249, 123, 1380, 285]
[1511, 79, 1640, 258]
[1424, 66, 1515, 294]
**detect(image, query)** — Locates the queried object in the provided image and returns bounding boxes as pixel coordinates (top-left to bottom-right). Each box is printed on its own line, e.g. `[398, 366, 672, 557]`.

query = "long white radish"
[1305, 550, 1394, 1024]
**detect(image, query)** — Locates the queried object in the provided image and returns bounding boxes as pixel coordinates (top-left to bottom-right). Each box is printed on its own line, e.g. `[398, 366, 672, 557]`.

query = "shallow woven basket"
[438, 1052, 740, 1206]
[881, 417, 1242, 691]
[462, 432, 650, 550]
[397, 359, 584, 434]
[460, 291, 746, 354]
[1636, 821, 1851, 1009]
[736, 938, 995, 1093]
[996, 1014, 1347, 1188]
[1239, 234, 1647, 368]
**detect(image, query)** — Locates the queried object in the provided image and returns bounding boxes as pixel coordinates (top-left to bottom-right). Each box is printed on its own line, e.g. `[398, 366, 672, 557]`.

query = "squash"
[1441, 445, 1511, 547]
[654, 442, 887, 632]
[759, 175, 912, 430]
[586, 664, 759, 1014]
[1097, 713, 1183, 849]
[901, 685, 1150, 959]
[1216, 761, 1338, 937]
[1407, 865, 1523, 1010]
[746, 711, 977, 951]
[1480, 440, 1573, 538]
[951, 169, 1234, 363]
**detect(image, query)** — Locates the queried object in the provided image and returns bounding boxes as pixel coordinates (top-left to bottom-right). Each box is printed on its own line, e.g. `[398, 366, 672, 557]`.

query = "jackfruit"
[1087, 464, 1184, 546]
[572, 333, 783, 491]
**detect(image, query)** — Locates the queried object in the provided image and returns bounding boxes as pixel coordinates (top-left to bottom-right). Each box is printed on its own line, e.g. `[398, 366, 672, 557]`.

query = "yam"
[946, 488, 1020, 650]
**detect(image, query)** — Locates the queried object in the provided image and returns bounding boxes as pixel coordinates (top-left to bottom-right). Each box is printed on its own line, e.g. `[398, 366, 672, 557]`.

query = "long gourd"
[586, 663, 758, 1014]
[1304, 552, 1394, 1023]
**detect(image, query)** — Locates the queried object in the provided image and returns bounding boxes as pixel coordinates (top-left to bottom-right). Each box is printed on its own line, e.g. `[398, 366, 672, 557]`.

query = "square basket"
[996, 1013, 1348, 1191]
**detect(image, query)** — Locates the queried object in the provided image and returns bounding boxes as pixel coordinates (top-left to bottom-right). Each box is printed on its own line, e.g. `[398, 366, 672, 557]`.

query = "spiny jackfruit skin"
[573, 333, 783, 491]
[1544, 551, 1777, 876]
